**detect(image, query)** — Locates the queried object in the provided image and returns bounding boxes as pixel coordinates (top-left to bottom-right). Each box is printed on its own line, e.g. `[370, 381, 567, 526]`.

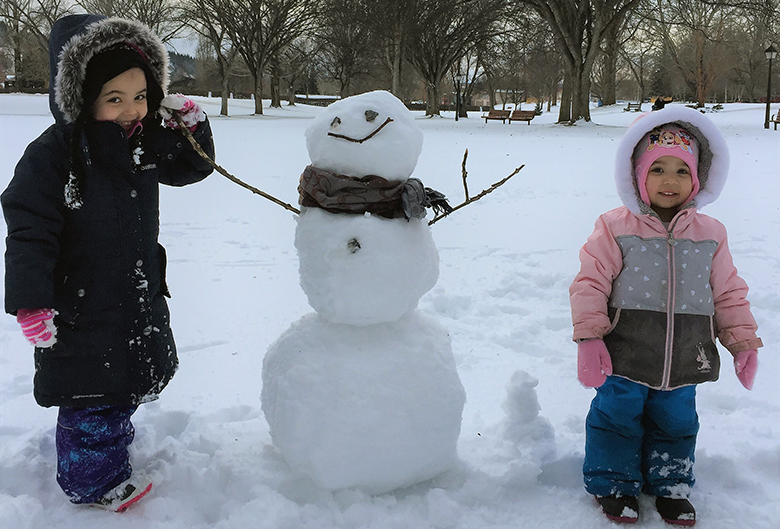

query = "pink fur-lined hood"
[614, 105, 730, 215]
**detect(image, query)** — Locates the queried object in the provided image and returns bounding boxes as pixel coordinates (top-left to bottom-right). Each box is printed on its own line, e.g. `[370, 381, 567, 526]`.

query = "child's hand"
[577, 339, 613, 388]
[734, 349, 758, 390]
[17, 308, 57, 348]
[159, 94, 205, 132]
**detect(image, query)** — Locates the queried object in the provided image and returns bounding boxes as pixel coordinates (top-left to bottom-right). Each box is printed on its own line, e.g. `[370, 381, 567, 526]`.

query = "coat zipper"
[661, 216, 681, 389]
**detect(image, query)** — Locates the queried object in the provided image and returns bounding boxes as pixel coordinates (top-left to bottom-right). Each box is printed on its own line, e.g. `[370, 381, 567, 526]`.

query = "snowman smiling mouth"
[328, 116, 394, 144]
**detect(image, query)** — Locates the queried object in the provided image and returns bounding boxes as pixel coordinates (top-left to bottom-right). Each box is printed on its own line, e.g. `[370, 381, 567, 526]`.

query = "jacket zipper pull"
[666, 218, 679, 246]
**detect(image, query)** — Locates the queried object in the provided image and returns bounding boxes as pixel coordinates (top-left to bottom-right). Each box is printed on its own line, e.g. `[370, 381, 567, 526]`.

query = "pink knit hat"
[632, 124, 699, 206]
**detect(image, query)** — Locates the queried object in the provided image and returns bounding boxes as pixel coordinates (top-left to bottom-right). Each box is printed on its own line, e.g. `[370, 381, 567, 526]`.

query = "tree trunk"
[391, 35, 403, 97]
[560, 60, 592, 122]
[694, 31, 707, 107]
[558, 71, 572, 123]
[254, 75, 264, 115]
[287, 79, 297, 106]
[571, 63, 592, 121]
[13, 46, 22, 93]
[270, 69, 282, 108]
[220, 74, 230, 116]
[601, 25, 619, 105]
[270, 81, 281, 108]
[426, 83, 441, 116]
[216, 52, 232, 116]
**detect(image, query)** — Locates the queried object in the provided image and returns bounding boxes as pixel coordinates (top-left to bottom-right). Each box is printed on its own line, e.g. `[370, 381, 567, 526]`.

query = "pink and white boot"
[90, 474, 153, 512]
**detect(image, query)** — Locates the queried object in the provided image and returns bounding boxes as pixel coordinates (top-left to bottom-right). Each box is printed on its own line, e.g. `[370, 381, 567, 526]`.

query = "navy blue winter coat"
[2, 15, 215, 407]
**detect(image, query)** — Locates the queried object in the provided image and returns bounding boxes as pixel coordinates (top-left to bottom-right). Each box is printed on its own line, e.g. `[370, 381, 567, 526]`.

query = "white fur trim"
[614, 105, 729, 214]
[54, 17, 169, 123]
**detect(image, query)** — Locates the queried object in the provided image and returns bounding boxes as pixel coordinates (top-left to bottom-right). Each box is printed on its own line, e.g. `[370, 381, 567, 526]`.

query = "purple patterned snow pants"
[56, 405, 137, 504]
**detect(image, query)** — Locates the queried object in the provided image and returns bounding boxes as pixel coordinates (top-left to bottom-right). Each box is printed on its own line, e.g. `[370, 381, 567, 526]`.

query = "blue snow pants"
[583, 376, 698, 498]
[56, 405, 137, 503]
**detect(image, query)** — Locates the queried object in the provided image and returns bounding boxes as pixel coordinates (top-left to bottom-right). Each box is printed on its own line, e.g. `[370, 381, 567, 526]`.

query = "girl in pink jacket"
[569, 106, 762, 526]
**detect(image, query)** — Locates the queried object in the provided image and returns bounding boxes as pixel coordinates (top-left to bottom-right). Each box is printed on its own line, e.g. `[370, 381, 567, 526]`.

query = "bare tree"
[724, 0, 779, 102]
[595, 12, 635, 105]
[316, 0, 373, 98]
[405, 0, 506, 116]
[365, 0, 417, 98]
[617, 9, 660, 103]
[220, 0, 317, 114]
[276, 37, 319, 105]
[76, 0, 184, 41]
[483, 15, 558, 111]
[523, 23, 564, 111]
[1, 0, 71, 90]
[520, 0, 642, 123]
[454, 48, 489, 116]
[480, 19, 528, 110]
[648, 0, 735, 107]
[76, 0, 125, 17]
[181, 0, 239, 115]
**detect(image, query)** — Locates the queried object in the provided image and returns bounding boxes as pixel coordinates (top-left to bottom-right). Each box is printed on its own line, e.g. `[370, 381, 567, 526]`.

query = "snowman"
[261, 91, 466, 494]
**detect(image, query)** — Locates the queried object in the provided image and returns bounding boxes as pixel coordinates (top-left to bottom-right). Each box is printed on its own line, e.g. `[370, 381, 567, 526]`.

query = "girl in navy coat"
[2, 14, 214, 511]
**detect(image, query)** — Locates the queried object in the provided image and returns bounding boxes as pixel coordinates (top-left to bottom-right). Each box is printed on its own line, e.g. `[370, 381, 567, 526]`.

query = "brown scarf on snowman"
[298, 165, 452, 220]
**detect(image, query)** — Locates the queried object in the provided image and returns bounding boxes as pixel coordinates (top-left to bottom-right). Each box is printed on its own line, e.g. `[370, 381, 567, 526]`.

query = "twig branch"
[461, 148, 470, 201]
[173, 113, 301, 215]
[428, 155, 524, 226]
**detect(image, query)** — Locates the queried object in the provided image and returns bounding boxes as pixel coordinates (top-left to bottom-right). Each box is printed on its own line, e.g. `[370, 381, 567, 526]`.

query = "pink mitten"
[734, 349, 758, 390]
[159, 94, 205, 131]
[17, 308, 57, 348]
[577, 339, 613, 388]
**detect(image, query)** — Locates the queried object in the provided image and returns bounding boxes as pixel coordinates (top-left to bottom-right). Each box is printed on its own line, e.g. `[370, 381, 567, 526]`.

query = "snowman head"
[305, 90, 423, 181]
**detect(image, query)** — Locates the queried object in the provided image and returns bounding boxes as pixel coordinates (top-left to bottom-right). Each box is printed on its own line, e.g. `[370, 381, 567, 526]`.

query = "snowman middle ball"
[297, 91, 439, 325]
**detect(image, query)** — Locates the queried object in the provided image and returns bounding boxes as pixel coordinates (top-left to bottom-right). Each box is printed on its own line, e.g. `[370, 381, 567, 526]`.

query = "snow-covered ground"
[0, 94, 778, 528]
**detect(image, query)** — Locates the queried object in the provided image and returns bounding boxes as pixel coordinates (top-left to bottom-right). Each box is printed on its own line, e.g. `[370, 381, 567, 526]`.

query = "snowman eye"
[365, 110, 378, 122]
[330, 117, 341, 129]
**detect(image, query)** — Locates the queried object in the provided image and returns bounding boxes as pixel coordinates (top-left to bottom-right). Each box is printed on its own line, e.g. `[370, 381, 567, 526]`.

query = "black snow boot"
[655, 497, 696, 526]
[594, 495, 639, 524]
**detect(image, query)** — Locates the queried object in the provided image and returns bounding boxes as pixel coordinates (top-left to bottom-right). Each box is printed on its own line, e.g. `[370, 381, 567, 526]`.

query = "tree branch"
[428, 150, 523, 225]
[173, 113, 301, 215]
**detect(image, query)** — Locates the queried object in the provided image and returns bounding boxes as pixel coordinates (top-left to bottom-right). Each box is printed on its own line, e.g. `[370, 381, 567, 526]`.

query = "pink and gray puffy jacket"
[569, 106, 762, 390]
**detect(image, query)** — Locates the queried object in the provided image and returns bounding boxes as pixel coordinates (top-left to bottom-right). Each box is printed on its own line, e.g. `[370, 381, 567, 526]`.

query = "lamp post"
[764, 44, 777, 129]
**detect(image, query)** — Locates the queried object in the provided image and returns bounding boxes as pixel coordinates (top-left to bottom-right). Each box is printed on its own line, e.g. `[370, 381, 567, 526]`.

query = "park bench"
[772, 111, 780, 130]
[482, 109, 510, 123]
[508, 110, 536, 124]
[624, 102, 642, 112]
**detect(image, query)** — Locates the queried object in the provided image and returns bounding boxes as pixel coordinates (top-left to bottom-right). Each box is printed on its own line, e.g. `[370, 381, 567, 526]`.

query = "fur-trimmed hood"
[614, 105, 729, 215]
[49, 14, 169, 124]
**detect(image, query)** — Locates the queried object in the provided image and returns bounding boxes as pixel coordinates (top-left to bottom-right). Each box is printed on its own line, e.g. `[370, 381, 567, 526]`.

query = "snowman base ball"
[262, 310, 466, 494]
